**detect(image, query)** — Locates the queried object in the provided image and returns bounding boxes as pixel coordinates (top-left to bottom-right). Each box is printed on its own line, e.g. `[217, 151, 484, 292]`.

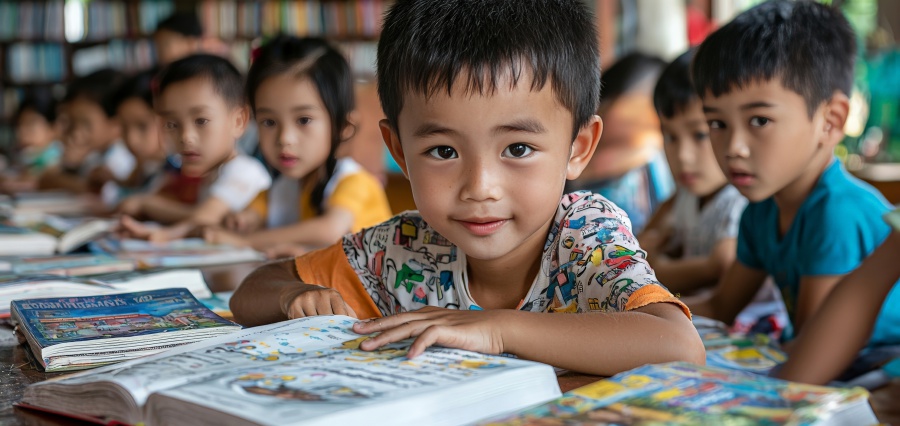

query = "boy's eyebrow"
[255, 105, 318, 115]
[703, 102, 776, 113]
[413, 122, 458, 138]
[492, 119, 547, 135]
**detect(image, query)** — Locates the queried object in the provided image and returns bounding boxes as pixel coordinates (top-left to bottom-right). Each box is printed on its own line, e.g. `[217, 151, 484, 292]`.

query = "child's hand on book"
[282, 285, 358, 319]
[116, 215, 170, 243]
[352, 306, 505, 358]
[223, 210, 263, 233]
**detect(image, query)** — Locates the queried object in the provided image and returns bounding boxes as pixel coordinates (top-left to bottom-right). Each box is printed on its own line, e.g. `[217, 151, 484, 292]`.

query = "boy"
[231, 0, 704, 376]
[688, 0, 900, 378]
[153, 12, 203, 66]
[39, 69, 135, 198]
[118, 54, 270, 242]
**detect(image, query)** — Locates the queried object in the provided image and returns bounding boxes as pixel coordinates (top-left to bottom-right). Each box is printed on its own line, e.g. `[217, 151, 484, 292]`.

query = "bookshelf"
[0, 0, 391, 159]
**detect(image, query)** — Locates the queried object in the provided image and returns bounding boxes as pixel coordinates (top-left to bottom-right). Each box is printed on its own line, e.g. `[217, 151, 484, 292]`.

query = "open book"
[0, 215, 114, 255]
[694, 315, 787, 374]
[0, 268, 213, 317]
[0, 254, 135, 276]
[479, 362, 876, 425]
[11, 288, 240, 372]
[19, 315, 562, 426]
[90, 237, 265, 268]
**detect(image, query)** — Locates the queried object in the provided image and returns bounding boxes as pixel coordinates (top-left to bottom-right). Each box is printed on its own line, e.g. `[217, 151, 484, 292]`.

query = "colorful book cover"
[12, 288, 237, 350]
[480, 362, 871, 426]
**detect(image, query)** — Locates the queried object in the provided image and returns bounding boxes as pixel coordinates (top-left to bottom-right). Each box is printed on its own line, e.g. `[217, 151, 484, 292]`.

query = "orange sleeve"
[624, 285, 692, 320]
[294, 242, 383, 320]
[247, 190, 268, 220]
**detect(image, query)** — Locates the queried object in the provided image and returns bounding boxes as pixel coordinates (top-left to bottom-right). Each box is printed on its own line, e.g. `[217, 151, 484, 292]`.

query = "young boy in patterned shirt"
[231, 0, 704, 376]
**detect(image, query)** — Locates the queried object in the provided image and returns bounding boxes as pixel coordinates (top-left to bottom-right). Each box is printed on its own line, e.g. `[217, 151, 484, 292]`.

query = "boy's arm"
[37, 168, 89, 193]
[230, 258, 355, 326]
[354, 302, 704, 376]
[119, 193, 195, 224]
[793, 275, 842, 333]
[217, 207, 355, 250]
[687, 261, 767, 323]
[652, 238, 736, 295]
[124, 197, 233, 242]
[777, 231, 900, 384]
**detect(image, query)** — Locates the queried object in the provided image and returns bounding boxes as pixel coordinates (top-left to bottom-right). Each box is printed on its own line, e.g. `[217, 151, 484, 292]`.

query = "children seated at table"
[231, 0, 704, 376]
[118, 54, 271, 242]
[687, 0, 900, 380]
[203, 36, 392, 258]
[1, 90, 61, 193]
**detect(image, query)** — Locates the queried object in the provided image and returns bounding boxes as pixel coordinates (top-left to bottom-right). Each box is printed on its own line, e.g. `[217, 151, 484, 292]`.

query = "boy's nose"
[724, 131, 750, 159]
[460, 158, 502, 202]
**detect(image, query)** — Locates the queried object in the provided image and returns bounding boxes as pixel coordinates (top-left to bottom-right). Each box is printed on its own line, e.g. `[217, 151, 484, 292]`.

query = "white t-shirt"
[104, 141, 137, 181]
[668, 185, 747, 257]
[203, 154, 272, 212]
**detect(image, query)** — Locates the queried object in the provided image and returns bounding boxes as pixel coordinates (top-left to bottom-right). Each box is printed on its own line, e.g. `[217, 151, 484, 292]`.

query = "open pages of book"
[20, 315, 562, 426]
[0, 269, 212, 317]
[479, 362, 876, 426]
[90, 237, 266, 268]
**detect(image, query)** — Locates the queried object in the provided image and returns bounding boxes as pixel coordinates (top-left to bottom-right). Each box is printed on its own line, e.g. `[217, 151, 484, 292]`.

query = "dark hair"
[62, 68, 127, 118]
[155, 54, 244, 108]
[155, 11, 203, 38]
[377, 0, 600, 138]
[600, 52, 666, 109]
[16, 88, 57, 124]
[108, 68, 158, 115]
[246, 36, 355, 215]
[692, 0, 856, 117]
[653, 50, 697, 119]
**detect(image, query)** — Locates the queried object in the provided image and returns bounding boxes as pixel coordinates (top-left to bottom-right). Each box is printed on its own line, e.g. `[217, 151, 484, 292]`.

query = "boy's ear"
[380, 119, 409, 178]
[232, 105, 250, 139]
[821, 91, 850, 148]
[566, 115, 603, 180]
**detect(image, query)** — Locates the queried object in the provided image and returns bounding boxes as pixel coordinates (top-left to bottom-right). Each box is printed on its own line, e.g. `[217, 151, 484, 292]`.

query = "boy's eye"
[195, 118, 209, 126]
[707, 120, 725, 130]
[297, 117, 312, 125]
[749, 117, 769, 127]
[164, 121, 177, 130]
[427, 146, 458, 160]
[502, 143, 534, 158]
[259, 119, 276, 128]
[693, 131, 708, 141]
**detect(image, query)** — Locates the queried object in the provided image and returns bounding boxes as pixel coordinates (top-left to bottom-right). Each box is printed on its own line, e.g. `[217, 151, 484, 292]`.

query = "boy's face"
[118, 98, 165, 161]
[255, 74, 333, 180]
[660, 100, 727, 198]
[16, 109, 56, 152]
[156, 77, 246, 177]
[153, 30, 200, 66]
[702, 79, 832, 202]
[381, 72, 600, 262]
[61, 97, 120, 152]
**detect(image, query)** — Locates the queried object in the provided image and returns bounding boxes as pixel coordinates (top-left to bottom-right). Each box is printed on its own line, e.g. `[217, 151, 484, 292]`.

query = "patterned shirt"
[294, 191, 688, 319]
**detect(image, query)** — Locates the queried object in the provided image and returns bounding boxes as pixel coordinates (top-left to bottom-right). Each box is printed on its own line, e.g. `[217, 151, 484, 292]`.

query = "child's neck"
[773, 152, 833, 235]
[200, 150, 238, 180]
[698, 184, 727, 208]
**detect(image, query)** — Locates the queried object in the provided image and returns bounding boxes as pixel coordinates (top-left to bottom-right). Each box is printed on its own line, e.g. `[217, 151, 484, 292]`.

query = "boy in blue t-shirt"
[688, 0, 900, 382]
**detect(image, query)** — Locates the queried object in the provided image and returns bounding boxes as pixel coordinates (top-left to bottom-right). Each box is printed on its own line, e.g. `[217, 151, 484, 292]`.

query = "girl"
[2, 91, 62, 192]
[205, 36, 392, 257]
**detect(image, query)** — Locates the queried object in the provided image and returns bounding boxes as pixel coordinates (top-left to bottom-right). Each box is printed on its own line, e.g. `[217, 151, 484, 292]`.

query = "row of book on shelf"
[1, 191, 882, 425]
[0, 1, 65, 42]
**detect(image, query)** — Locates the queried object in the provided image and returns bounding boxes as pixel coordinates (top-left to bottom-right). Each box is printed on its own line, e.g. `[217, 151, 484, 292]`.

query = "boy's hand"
[223, 210, 262, 233]
[265, 244, 310, 259]
[117, 195, 145, 217]
[117, 215, 169, 243]
[203, 226, 250, 247]
[352, 307, 505, 358]
[282, 285, 358, 319]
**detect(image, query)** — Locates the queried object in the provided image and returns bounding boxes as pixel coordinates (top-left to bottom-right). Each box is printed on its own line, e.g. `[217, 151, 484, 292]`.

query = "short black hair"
[155, 54, 244, 107]
[155, 11, 203, 38]
[377, 0, 600, 138]
[62, 68, 127, 118]
[108, 68, 158, 114]
[653, 50, 697, 119]
[16, 88, 57, 124]
[600, 52, 666, 109]
[692, 0, 856, 117]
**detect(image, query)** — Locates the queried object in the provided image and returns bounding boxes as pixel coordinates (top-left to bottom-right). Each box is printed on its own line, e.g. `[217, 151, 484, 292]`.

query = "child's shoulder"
[803, 161, 890, 218]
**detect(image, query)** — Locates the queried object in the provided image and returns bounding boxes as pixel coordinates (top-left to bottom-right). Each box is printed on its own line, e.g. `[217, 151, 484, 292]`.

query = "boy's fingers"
[360, 321, 429, 351]
[344, 303, 358, 319]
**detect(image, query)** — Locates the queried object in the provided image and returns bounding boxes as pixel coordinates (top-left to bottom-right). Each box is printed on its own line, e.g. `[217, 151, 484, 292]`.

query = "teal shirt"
[737, 159, 900, 347]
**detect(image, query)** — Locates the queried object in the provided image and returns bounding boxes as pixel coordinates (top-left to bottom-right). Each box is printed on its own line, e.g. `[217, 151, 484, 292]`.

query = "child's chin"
[181, 165, 208, 178]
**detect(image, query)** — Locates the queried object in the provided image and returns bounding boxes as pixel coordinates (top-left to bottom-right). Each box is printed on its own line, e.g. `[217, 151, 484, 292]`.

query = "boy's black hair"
[155, 11, 203, 38]
[107, 68, 159, 116]
[246, 35, 355, 215]
[692, 0, 856, 117]
[600, 52, 666, 109]
[62, 68, 127, 118]
[16, 88, 57, 124]
[155, 54, 244, 108]
[377, 0, 600, 138]
[653, 50, 697, 119]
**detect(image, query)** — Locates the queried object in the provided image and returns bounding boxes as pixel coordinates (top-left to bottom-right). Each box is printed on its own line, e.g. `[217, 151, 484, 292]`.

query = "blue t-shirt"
[737, 159, 900, 347]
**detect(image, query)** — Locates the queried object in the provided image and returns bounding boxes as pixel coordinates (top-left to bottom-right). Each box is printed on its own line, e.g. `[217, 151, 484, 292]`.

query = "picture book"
[0, 254, 135, 276]
[19, 315, 562, 426]
[11, 288, 240, 372]
[0, 221, 57, 255]
[0, 268, 213, 317]
[693, 315, 787, 374]
[26, 215, 116, 254]
[90, 237, 265, 268]
[0, 191, 95, 217]
[479, 362, 876, 426]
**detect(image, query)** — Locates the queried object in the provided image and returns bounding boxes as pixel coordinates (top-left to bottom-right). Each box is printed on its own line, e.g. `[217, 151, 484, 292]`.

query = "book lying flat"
[90, 237, 265, 268]
[27, 215, 116, 254]
[19, 315, 561, 426]
[479, 362, 876, 426]
[0, 268, 213, 317]
[0, 221, 57, 255]
[0, 191, 95, 217]
[0, 254, 135, 276]
[694, 315, 787, 374]
[11, 288, 240, 372]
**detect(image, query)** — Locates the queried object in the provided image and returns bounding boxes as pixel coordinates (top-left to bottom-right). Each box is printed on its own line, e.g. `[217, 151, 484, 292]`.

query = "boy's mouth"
[278, 153, 299, 167]
[729, 169, 755, 186]
[456, 217, 508, 236]
[181, 151, 202, 163]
